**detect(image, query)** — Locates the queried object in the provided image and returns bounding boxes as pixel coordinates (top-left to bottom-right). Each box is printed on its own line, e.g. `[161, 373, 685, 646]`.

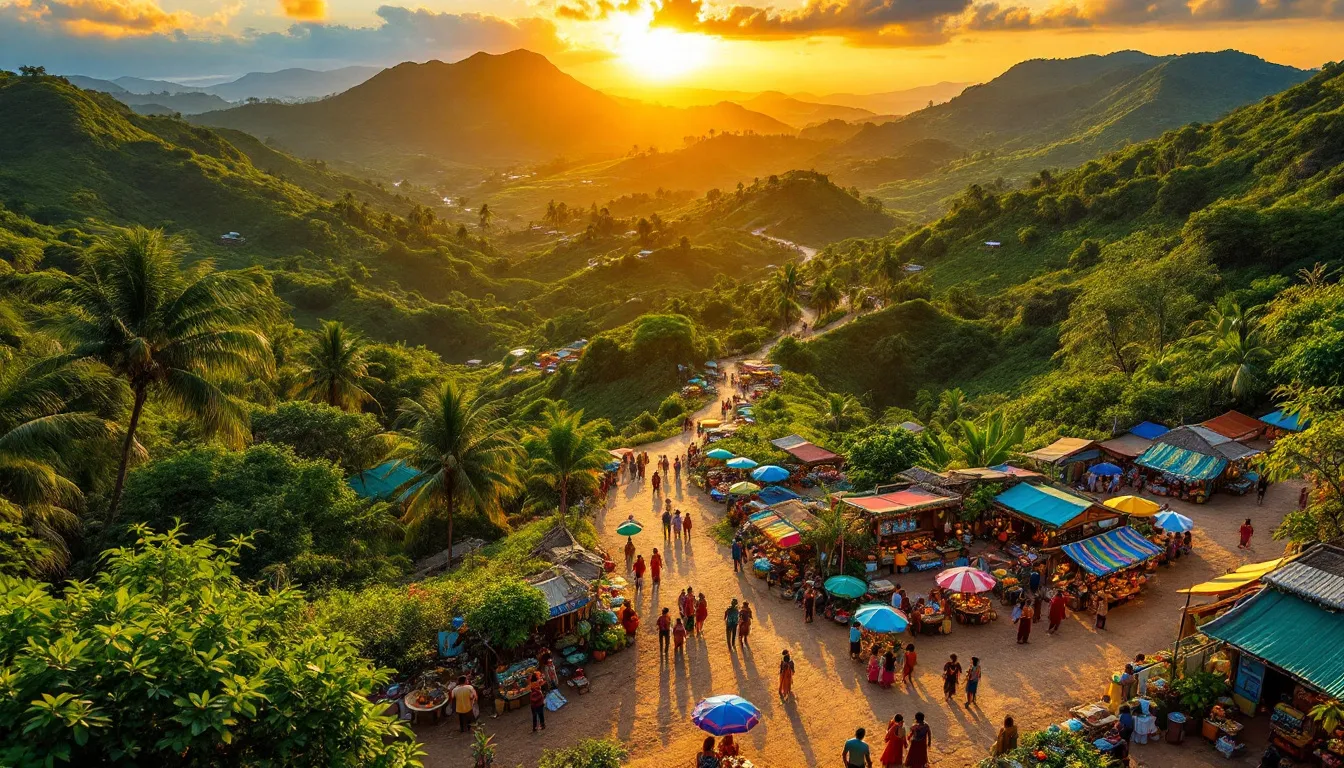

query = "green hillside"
[697, 170, 900, 246]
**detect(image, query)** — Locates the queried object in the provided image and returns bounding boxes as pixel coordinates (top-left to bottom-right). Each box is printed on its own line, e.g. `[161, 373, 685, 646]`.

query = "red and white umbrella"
[935, 566, 996, 594]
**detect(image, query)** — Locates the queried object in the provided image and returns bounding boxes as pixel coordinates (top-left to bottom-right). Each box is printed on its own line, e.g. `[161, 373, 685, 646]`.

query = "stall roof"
[985, 464, 1044, 479]
[1180, 558, 1287, 595]
[1204, 588, 1344, 699]
[1155, 426, 1259, 462]
[528, 566, 592, 618]
[756, 486, 802, 506]
[843, 487, 959, 516]
[770, 434, 809, 450]
[1261, 409, 1308, 432]
[898, 421, 926, 434]
[1262, 544, 1344, 610]
[1201, 410, 1265, 441]
[1135, 442, 1228, 481]
[1129, 421, 1170, 440]
[994, 483, 1094, 529]
[1099, 433, 1154, 459]
[1023, 437, 1098, 465]
[747, 508, 804, 549]
[769, 434, 843, 466]
[770, 499, 819, 530]
[348, 461, 421, 502]
[1061, 526, 1164, 577]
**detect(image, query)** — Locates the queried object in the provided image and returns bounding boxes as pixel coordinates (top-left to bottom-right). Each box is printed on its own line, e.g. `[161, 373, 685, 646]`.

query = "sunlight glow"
[612, 14, 711, 81]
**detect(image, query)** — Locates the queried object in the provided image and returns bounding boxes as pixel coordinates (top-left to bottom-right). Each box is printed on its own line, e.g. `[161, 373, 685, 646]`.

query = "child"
[673, 616, 688, 653]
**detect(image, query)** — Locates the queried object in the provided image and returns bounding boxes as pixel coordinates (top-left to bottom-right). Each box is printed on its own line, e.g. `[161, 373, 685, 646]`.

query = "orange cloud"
[279, 0, 325, 21]
[6, 0, 233, 36]
[651, 0, 967, 45]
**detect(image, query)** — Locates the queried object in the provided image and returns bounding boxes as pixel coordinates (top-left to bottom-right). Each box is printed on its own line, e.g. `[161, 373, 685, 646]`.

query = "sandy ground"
[418, 314, 1300, 768]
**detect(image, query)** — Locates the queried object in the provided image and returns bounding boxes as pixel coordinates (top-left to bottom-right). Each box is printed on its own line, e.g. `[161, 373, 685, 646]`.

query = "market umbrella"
[691, 695, 761, 735]
[824, 574, 868, 599]
[1090, 462, 1123, 476]
[1155, 510, 1195, 533]
[935, 566, 997, 594]
[751, 465, 790, 483]
[604, 460, 620, 472]
[727, 457, 759, 470]
[706, 448, 735, 460]
[616, 519, 643, 536]
[728, 481, 761, 495]
[1104, 495, 1161, 516]
[700, 419, 722, 428]
[754, 557, 772, 572]
[854, 602, 909, 634]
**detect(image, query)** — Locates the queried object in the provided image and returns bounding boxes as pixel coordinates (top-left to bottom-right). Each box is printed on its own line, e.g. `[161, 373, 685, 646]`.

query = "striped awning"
[1062, 526, 1164, 577]
[748, 509, 803, 549]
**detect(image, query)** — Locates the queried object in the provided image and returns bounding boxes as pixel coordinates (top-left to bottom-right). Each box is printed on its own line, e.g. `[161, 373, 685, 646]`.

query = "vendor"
[894, 546, 909, 574]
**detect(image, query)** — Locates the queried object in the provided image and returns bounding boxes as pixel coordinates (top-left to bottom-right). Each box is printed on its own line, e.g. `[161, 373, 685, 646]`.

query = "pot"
[593, 650, 608, 661]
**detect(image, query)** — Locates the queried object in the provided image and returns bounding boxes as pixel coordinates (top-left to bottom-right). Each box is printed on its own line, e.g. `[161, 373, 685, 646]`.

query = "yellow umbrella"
[700, 419, 722, 428]
[1103, 495, 1161, 516]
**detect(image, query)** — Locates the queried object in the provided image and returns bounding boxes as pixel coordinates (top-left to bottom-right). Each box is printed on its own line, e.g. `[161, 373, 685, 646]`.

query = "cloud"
[3, 0, 232, 36]
[279, 0, 325, 22]
[0, 3, 577, 77]
[553, 0, 643, 21]
[651, 0, 969, 44]
[962, 0, 1341, 29]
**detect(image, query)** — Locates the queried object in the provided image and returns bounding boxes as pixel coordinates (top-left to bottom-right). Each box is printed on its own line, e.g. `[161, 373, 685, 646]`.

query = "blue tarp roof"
[995, 483, 1093, 529]
[1205, 588, 1344, 699]
[348, 461, 421, 501]
[756, 486, 801, 506]
[1261, 410, 1307, 432]
[1129, 421, 1170, 440]
[1135, 443, 1227, 481]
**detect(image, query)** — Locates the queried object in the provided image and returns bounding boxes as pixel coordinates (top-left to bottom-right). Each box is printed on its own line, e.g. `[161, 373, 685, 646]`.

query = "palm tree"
[51, 227, 272, 523]
[772, 263, 802, 303]
[296, 320, 377, 412]
[0, 355, 118, 572]
[803, 498, 871, 574]
[522, 404, 609, 520]
[818, 392, 868, 432]
[921, 431, 954, 470]
[936, 388, 971, 433]
[391, 381, 521, 566]
[954, 412, 1025, 467]
[1211, 330, 1272, 401]
[810, 275, 842, 320]
[1189, 300, 1261, 346]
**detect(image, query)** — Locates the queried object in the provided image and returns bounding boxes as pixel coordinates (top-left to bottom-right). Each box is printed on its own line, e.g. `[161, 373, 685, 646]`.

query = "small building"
[769, 434, 844, 467]
[1022, 437, 1100, 483]
[1201, 410, 1266, 442]
[992, 482, 1118, 539]
[218, 231, 246, 246]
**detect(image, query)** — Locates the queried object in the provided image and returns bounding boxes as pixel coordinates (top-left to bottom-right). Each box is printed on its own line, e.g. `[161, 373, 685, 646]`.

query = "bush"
[538, 738, 628, 768]
[465, 577, 550, 650]
[252, 400, 388, 472]
[657, 394, 687, 421]
[1067, 239, 1102, 269]
[843, 425, 927, 490]
[1017, 226, 1042, 247]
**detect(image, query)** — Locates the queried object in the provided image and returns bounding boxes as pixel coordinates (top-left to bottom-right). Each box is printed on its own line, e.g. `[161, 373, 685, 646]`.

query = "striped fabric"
[748, 509, 802, 549]
[1061, 526, 1163, 577]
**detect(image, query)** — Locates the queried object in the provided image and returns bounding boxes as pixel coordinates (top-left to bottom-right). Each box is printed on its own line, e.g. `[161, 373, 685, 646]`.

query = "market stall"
[1135, 426, 1261, 502]
[992, 482, 1119, 555]
[770, 434, 845, 468]
[936, 567, 998, 626]
[742, 501, 816, 590]
[842, 486, 961, 574]
[1023, 437, 1100, 484]
[1053, 525, 1162, 609]
[1201, 410, 1266, 442]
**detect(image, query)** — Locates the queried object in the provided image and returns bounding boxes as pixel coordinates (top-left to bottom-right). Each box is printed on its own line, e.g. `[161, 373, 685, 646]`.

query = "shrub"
[538, 738, 628, 768]
[1067, 239, 1102, 270]
[1017, 225, 1042, 246]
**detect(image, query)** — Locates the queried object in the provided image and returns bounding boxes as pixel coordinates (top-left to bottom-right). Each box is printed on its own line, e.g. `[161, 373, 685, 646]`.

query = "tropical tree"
[391, 381, 521, 566]
[954, 412, 1026, 467]
[1210, 329, 1272, 400]
[818, 392, 868, 432]
[935, 388, 971, 432]
[0, 356, 117, 573]
[804, 499, 872, 574]
[775, 292, 802, 330]
[1189, 300, 1261, 346]
[522, 404, 609, 520]
[296, 319, 378, 412]
[772, 263, 802, 304]
[48, 227, 273, 524]
[811, 275, 842, 320]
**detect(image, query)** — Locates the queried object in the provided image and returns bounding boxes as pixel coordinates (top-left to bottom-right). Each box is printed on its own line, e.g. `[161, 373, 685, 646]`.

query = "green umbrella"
[824, 575, 868, 599]
[616, 519, 643, 536]
[706, 448, 735, 460]
[728, 481, 761, 495]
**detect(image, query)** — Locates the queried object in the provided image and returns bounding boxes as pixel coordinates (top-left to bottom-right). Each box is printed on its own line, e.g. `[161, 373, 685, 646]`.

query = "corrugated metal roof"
[1204, 588, 1344, 698]
[995, 483, 1092, 528]
[1136, 442, 1228, 481]
[1100, 433, 1153, 459]
[1201, 411, 1265, 441]
[1263, 544, 1344, 609]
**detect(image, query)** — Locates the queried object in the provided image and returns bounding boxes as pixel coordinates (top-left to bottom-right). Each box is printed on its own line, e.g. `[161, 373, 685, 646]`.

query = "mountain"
[795, 82, 971, 116]
[204, 66, 382, 102]
[193, 50, 793, 168]
[65, 75, 127, 94]
[112, 76, 204, 95]
[701, 170, 899, 246]
[738, 92, 874, 128]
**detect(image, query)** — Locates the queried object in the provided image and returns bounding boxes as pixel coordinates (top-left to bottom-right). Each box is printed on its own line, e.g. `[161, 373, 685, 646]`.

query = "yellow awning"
[1179, 558, 1286, 594]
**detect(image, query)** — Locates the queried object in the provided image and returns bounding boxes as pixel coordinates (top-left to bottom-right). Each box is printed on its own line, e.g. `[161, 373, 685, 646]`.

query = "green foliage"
[536, 738, 628, 768]
[0, 520, 52, 576]
[977, 726, 1111, 768]
[464, 577, 550, 650]
[1173, 671, 1231, 715]
[962, 483, 1004, 521]
[251, 400, 392, 472]
[843, 425, 927, 490]
[0, 525, 422, 767]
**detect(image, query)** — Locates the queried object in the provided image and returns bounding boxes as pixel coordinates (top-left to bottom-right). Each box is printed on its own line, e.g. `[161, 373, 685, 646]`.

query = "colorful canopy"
[756, 486, 801, 505]
[854, 603, 909, 634]
[1129, 421, 1170, 440]
[1024, 437, 1097, 465]
[1089, 462, 1123, 476]
[747, 509, 803, 549]
[751, 465, 790, 483]
[1061, 526, 1164, 577]
[1136, 442, 1227, 481]
[727, 457, 759, 469]
[1104, 495, 1161, 516]
[1180, 558, 1285, 595]
[936, 566, 997, 594]
[842, 487, 958, 516]
[616, 519, 643, 536]
[824, 575, 868, 599]
[1155, 510, 1194, 533]
[994, 483, 1093, 529]
[705, 448, 735, 460]
[1261, 409, 1307, 432]
[728, 481, 761, 495]
[692, 695, 762, 735]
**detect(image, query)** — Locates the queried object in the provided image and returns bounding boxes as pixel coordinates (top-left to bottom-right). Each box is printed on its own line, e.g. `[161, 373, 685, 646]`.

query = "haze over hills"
[737, 92, 875, 127]
[65, 66, 382, 111]
[195, 50, 793, 170]
[796, 82, 972, 116]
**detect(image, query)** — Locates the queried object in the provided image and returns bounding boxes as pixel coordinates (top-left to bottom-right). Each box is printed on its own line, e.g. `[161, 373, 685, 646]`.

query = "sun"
[613, 16, 711, 81]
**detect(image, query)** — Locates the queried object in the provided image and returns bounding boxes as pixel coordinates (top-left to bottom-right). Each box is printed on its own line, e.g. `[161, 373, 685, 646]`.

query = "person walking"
[739, 601, 754, 646]
[662, 508, 673, 538]
[724, 599, 740, 648]
[1257, 475, 1270, 505]
[849, 621, 863, 660]
[684, 588, 697, 636]
[881, 714, 906, 768]
[868, 644, 883, 684]
[652, 471, 662, 495]
[1048, 590, 1066, 634]
[633, 554, 646, 598]
[905, 713, 931, 768]
[1239, 518, 1255, 549]
[682, 511, 692, 539]
[673, 614, 688, 654]
[657, 607, 672, 655]
[672, 510, 684, 540]
[942, 654, 962, 699]
[528, 672, 547, 732]
[843, 727, 873, 768]
[452, 674, 478, 732]
[731, 538, 744, 573]
[650, 549, 663, 592]
[694, 593, 708, 636]
[1094, 592, 1109, 631]
[779, 649, 795, 699]
[901, 643, 917, 686]
[992, 716, 1018, 757]
[1016, 601, 1034, 644]
[673, 456, 682, 483]
[881, 649, 897, 689]
[803, 588, 816, 623]
[965, 657, 982, 708]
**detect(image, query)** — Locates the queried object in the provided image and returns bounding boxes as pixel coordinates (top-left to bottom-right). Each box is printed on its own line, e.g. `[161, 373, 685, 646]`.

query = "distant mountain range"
[794, 82, 972, 117]
[62, 66, 383, 114]
[738, 92, 874, 128]
[193, 50, 794, 167]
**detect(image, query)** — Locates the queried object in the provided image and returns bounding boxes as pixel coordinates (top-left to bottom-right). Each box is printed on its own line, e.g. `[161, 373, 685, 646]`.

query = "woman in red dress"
[901, 644, 917, 686]
[905, 712, 931, 768]
[881, 714, 906, 767]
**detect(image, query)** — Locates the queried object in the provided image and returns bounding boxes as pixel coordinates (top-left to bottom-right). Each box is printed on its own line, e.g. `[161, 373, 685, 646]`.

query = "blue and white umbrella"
[727, 457, 758, 470]
[1090, 462, 1123, 477]
[751, 465, 789, 483]
[1155, 510, 1194, 533]
[854, 603, 909, 634]
[692, 695, 762, 735]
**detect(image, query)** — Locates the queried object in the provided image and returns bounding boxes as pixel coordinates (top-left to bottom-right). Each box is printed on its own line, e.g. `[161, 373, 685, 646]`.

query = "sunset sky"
[0, 0, 1339, 92]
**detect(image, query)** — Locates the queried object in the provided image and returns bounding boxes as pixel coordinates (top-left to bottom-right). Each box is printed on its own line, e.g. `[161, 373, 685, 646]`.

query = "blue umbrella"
[691, 695, 761, 735]
[751, 465, 789, 483]
[604, 460, 620, 471]
[754, 557, 772, 572]
[824, 575, 868, 599]
[855, 603, 909, 634]
[1090, 462, 1123, 476]
[1155, 510, 1194, 533]
[706, 448, 735, 460]
[727, 457, 758, 469]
